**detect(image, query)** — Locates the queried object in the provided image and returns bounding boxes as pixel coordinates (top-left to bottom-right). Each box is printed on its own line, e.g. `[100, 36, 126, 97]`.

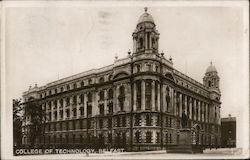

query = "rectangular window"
[146, 132, 152, 143]
[80, 107, 84, 115]
[122, 117, 126, 127]
[99, 119, 103, 129]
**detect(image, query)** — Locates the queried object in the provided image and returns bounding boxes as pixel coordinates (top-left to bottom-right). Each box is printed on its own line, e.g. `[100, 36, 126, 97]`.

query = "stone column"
[133, 37, 136, 53]
[193, 99, 196, 121]
[179, 93, 182, 118]
[116, 85, 119, 112]
[184, 95, 187, 114]
[77, 95, 80, 117]
[198, 101, 201, 122]
[104, 89, 107, 114]
[141, 80, 146, 111]
[206, 103, 208, 123]
[157, 82, 160, 111]
[162, 85, 166, 112]
[51, 100, 54, 121]
[145, 33, 148, 49]
[151, 80, 155, 111]
[189, 98, 192, 119]
[149, 33, 152, 49]
[133, 82, 137, 111]
[84, 93, 87, 117]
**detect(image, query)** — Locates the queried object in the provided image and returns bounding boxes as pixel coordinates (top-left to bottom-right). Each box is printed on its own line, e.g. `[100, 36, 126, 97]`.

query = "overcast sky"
[2, 1, 249, 155]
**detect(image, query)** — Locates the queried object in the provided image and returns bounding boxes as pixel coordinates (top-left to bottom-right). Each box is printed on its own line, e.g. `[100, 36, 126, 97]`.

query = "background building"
[221, 114, 236, 148]
[21, 8, 221, 151]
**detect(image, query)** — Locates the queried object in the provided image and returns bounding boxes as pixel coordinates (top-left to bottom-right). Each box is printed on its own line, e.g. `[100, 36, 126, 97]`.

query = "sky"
[1, 0, 249, 157]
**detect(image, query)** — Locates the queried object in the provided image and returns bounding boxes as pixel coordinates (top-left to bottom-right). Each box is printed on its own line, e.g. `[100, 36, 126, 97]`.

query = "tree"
[24, 97, 47, 147]
[13, 99, 23, 147]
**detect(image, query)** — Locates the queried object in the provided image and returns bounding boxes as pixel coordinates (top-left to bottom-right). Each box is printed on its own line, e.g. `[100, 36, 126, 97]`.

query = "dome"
[206, 61, 217, 73]
[137, 7, 155, 24]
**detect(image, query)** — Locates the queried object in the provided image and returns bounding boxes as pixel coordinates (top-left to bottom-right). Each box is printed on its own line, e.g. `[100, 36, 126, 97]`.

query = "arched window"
[67, 85, 70, 90]
[81, 81, 84, 87]
[73, 83, 77, 89]
[137, 65, 140, 72]
[99, 77, 104, 83]
[139, 38, 143, 49]
[208, 81, 211, 87]
[88, 79, 92, 85]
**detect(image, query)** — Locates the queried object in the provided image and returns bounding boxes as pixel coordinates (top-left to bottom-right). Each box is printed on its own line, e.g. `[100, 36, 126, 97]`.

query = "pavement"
[7, 148, 249, 160]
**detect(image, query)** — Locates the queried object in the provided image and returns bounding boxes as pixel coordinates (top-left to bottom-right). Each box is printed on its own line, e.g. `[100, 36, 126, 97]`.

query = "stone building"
[221, 115, 236, 148]
[21, 8, 221, 151]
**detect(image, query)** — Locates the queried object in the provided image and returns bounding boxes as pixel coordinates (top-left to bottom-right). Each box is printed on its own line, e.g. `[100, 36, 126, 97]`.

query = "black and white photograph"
[1, 0, 249, 159]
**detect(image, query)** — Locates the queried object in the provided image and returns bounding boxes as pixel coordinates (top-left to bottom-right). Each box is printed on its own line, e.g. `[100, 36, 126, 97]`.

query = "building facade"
[221, 115, 236, 148]
[21, 8, 221, 151]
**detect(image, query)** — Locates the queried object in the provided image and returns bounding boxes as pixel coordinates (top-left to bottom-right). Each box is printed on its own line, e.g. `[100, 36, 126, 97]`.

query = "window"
[66, 97, 70, 106]
[72, 134, 75, 143]
[59, 122, 62, 131]
[156, 115, 160, 126]
[118, 86, 125, 111]
[108, 133, 112, 143]
[122, 117, 126, 127]
[54, 100, 57, 108]
[146, 114, 152, 126]
[108, 118, 112, 128]
[60, 110, 63, 119]
[108, 102, 113, 113]
[99, 119, 103, 129]
[146, 64, 152, 71]
[135, 114, 140, 126]
[65, 134, 69, 143]
[61, 87, 64, 92]
[135, 131, 141, 143]
[66, 109, 70, 118]
[73, 83, 77, 89]
[117, 117, 120, 127]
[87, 93, 92, 102]
[80, 107, 84, 115]
[146, 131, 152, 143]
[139, 38, 143, 49]
[108, 89, 113, 100]
[87, 105, 92, 116]
[99, 77, 104, 83]
[54, 111, 57, 120]
[99, 104, 104, 115]
[72, 108, 77, 117]
[67, 85, 70, 90]
[66, 121, 69, 130]
[72, 121, 76, 130]
[73, 96, 77, 105]
[79, 94, 84, 104]
[49, 90, 52, 96]
[137, 65, 140, 73]
[99, 91, 104, 101]
[60, 99, 63, 107]
[55, 88, 57, 94]
[81, 81, 84, 87]
[155, 65, 159, 72]
[88, 79, 92, 85]
[156, 132, 160, 143]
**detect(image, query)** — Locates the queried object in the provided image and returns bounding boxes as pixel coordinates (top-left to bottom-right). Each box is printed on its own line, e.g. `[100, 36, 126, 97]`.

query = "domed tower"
[132, 7, 160, 54]
[203, 62, 220, 90]
[203, 61, 221, 101]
